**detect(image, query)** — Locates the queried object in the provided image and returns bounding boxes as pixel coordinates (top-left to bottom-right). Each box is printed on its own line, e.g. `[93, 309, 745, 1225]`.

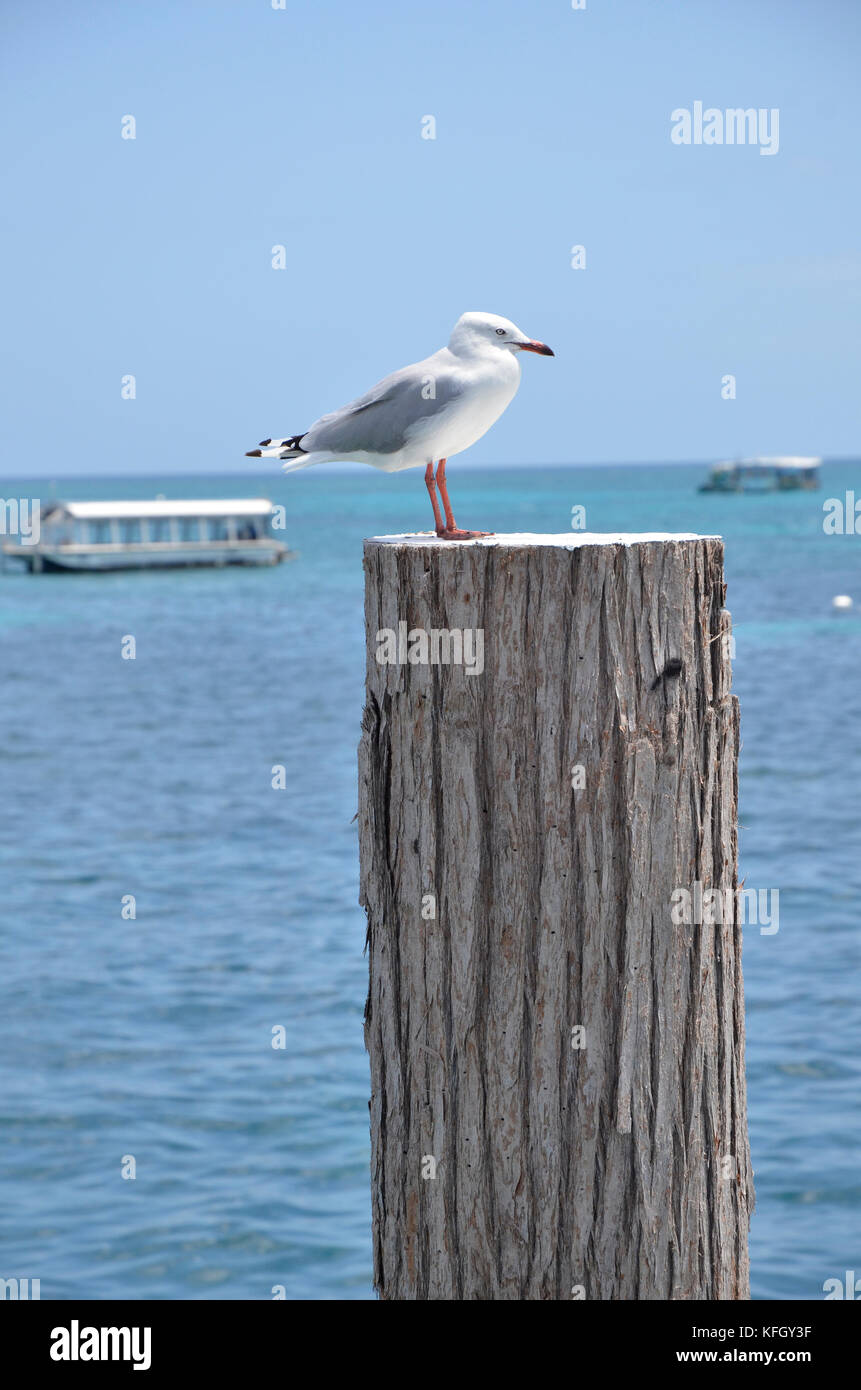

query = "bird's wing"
[303, 354, 466, 457]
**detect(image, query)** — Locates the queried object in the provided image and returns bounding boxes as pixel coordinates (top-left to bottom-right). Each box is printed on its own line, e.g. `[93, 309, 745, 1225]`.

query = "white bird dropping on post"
[245, 311, 554, 540]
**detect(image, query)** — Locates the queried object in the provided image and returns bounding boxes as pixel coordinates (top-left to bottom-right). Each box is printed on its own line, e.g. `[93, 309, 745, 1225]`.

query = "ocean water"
[1, 461, 859, 1301]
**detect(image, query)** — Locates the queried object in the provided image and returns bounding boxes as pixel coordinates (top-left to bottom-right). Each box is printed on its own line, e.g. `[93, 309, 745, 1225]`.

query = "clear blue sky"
[2, 0, 860, 476]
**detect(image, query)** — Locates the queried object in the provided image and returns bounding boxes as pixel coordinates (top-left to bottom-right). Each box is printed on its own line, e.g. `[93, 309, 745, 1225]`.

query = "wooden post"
[359, 533, 752, 1301]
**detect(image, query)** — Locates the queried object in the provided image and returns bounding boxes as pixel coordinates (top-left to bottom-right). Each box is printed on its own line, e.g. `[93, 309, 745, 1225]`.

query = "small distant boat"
[698, 456, 821, 493]
[3, 498, 291, 573]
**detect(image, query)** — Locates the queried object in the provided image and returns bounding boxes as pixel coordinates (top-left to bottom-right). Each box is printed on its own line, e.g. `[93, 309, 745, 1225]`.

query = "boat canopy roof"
[42, 498, 276, 520]
[713, 456, 820, 472]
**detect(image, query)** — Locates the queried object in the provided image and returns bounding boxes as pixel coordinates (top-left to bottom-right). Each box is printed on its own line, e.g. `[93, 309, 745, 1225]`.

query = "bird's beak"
[518, 339, 554, 356]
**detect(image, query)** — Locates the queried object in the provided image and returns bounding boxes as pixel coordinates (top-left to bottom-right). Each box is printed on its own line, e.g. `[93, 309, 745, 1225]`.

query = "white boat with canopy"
[698, 456, 821, 493]
[3, 498, 290, 573]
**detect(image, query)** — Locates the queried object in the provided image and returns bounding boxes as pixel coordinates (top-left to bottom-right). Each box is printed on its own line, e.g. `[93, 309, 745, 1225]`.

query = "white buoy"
[832, 594, 853, 612]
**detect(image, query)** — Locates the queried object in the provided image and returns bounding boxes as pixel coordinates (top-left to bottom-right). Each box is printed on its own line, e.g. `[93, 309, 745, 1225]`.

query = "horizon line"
[1, 455, 850, 486]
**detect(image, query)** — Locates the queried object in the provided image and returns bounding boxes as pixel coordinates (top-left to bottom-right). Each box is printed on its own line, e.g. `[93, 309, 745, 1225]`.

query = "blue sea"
[1, 461, 859, 1301]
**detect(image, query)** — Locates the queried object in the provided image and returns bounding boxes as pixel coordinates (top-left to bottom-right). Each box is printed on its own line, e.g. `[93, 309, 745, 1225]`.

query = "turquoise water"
[1, 461, 859, 1300]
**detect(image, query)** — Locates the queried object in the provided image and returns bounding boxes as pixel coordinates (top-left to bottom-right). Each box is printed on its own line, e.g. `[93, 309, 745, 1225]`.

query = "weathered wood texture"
[359, 534, 752, 1300]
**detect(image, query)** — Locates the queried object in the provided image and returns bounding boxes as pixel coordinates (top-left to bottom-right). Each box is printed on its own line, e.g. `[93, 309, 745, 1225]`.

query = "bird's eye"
[495, 328, 505, 335]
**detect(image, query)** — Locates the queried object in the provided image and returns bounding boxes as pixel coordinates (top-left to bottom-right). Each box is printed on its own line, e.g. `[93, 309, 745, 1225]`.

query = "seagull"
[245, 311, 554, 540]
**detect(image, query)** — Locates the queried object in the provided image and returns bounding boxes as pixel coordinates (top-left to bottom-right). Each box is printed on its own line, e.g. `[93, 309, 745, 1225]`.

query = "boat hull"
[4, 542, 290, 573]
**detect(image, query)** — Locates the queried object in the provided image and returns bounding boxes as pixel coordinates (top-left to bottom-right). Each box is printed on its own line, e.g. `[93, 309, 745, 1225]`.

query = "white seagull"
[246, 310, 554, 539]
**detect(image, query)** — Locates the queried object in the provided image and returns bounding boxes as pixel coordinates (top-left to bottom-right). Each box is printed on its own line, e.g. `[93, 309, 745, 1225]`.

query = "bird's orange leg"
[434, 458, 492, 540]
[424, 461, 445, 534]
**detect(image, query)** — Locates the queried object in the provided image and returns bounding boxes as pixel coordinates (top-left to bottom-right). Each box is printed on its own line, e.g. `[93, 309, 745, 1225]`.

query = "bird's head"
[448, 311, 554, 358]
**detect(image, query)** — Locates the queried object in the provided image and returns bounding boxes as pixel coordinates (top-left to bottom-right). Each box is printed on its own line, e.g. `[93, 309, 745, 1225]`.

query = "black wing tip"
[247, 434, 307, 459]
[281, 435, 309, 456]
